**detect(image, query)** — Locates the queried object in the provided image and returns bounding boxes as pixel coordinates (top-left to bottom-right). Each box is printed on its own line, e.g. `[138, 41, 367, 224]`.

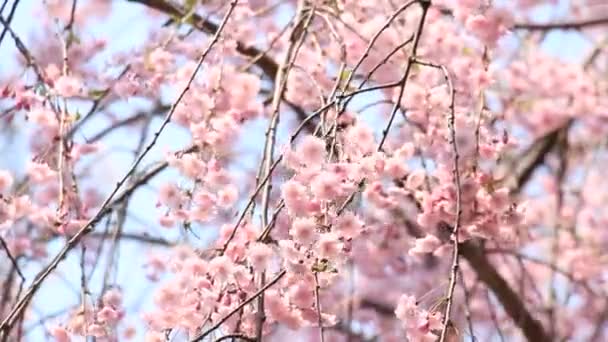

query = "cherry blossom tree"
[1, 0, 608, 341]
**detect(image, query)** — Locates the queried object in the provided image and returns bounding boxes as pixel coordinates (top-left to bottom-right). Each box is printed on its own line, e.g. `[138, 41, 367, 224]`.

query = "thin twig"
[0, 0, 19, 49]
[0, 14, 45, 81]
[64, 0, 78, 32]
[314, 272, 325, 342]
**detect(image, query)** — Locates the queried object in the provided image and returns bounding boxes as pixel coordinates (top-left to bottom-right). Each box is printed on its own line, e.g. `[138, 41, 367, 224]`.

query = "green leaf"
[88, 89, 106, 100]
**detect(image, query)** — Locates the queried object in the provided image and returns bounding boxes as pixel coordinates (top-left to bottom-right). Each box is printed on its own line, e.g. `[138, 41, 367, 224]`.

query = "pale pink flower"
[28, 106, 58, 128]
[208, 255, 234, 282]
[45, 63, 61, 81]
[147, 47, 174, 73]
[465, 8, 512, 46]
[144, 331, 165, 342]
[229, 73, 261, 112]
[346, 124, 375, 155]
[281, 311, 304, 330]
[54, 75, 82, 97]
[384, 157, 408, 179]
[87, 323, 106, 337]
[290, 217, 317, 245]
[123, 325, 136, 339]
[298, 135, 326, 166]
[71, 143, 99, 160]
[172, 154, 206, 179]
[97, 306, 119, 324]
[247, 242, 274, 270]
[310, 171, 343, 201]
[288, 283, 314, 308]
[405, 169, 427, 190]
[103, 289, 123, 307]
[282, 180, 309, 215]
[49, 326, 71, 342]
[113, 76, 140, 99]
[395, 142, 415, 159]
[335, 211, 363, 239]
[409, 234, 443, 256]
[282, 145, 302, 170]
[26, 161, 56, 183]
[184, 257, 207, 275]
[157, 182, 183, 209]
[217, 184, 238, 208]
[278, 240, 303, 263]
[317, 232, 342, 259]
[0, 170, 13, 192]
[158, 214, 175, 228]
[395, 294, 421, 328]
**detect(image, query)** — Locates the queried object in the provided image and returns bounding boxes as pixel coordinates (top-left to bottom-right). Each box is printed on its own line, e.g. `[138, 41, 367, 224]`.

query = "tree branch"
[513, 16, 608, 31]
[458, 239, 552, 342]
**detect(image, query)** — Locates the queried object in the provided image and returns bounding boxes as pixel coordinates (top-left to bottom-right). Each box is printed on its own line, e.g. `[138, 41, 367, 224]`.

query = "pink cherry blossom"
[0, 170, 13, 192]
[335, 211, 364, 239]
[282, 180, 310, 216]
[26, 161, 57, 183]
[157, 182, 184, 209]
[28, 106, 58, 128]
[409, 234, 443, 257]
[247, 242, 274, 270]
[298, 135, 326, 166]
[217, 184, 238, 208]
[317, 232, 342, 260]
[54, 75, 82, 97]
[290, 217, 317, 245]
[49, 326, 71, 342]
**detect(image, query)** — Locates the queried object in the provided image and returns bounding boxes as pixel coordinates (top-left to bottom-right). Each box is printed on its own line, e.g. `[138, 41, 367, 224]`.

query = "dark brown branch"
[496, 127, 561, 194]
[86, 105, 167, 143]
[513, 17, 608, 31]
[89, 231, 172, 246]
[459, 239, 551, 342]
[359, 299, 395, 316]
[0, 0, 19, 49]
